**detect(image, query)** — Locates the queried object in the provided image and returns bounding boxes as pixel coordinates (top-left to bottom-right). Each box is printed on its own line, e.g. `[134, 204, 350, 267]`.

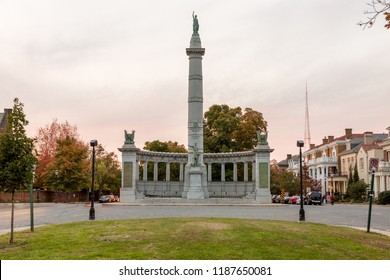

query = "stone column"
[208, 163, 212, 182]
[254, 138, 274, 203]
[221, 163, 226, 182]
[179, 163, 184, 182]
[118, 143, 139, 202]
[244, 162, 249, 182]
[166, 162, 171, 182]
[153, 162, 158, 182]
[233, 162, 238, 182]
[143, 161, 148, 181]
[252, 161, 256, 182]
[183, 21, 208, 199]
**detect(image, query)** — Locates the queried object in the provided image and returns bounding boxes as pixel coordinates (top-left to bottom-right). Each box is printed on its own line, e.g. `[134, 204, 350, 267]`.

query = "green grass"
[0, 218, 389, 260]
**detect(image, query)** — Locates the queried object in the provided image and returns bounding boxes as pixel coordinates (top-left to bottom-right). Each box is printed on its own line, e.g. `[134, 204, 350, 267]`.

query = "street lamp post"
[89, 140, 98, 220]
[29, 165, 36, 232]
[55, 169, 59, 203]
[297, 140, 305, 222]
[330, 174, 334, 205]
[367, 167, 376, 233]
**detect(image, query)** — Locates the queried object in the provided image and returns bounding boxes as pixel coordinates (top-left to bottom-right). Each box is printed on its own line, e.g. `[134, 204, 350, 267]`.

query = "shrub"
[346, 180, 368, 201]
[377, 191, 390, 205]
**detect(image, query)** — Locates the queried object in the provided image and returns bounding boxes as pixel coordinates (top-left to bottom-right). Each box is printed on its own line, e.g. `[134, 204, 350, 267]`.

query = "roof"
[306, 133, 387, 152]
[360, 144, 382, 153]
[338, 143, 362, 156]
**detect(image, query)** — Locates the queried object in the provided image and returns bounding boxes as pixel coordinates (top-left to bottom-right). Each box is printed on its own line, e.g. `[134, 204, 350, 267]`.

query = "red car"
[289, 195, 300, 204]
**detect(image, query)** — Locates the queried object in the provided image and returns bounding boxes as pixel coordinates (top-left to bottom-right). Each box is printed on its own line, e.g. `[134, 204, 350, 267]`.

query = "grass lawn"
[0, 218, 389, 260]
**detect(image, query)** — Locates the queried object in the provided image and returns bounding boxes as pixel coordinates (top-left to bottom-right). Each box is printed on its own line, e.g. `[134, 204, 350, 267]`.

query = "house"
[357, 132, 384, 185]
[375, 126, 390, 196]
[0, 108, 12, 133]
[276, 154, 299, 174]
[303, 128, 387, 196]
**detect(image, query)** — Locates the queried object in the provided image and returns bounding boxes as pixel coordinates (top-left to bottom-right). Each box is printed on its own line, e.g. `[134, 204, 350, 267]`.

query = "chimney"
[287, 154, 292, 160]
[328, 135, 334, 143]
[322, 137, 328, 145]
[345, 128, 352, 139]
[363, 131, 374, 145]
[310, 144, 315, 149]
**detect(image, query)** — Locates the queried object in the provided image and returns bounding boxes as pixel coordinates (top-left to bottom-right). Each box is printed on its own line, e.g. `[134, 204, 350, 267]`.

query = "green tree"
[0, 98, 36, 244]
[353, 163, 360, 183]
[144, 140, 187, 153]
[346, 180, 368, 201]
[204, 104, 267, 153]
[348, 165, 353, 185]
[95, 145, 121, 198]
[271, 170, 300, 196]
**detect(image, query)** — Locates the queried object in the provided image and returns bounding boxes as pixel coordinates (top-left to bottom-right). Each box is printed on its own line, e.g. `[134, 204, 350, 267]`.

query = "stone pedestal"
[254, 144, 274, 203]
[183, 164, 208, 199]
[118, 144, 139, 203]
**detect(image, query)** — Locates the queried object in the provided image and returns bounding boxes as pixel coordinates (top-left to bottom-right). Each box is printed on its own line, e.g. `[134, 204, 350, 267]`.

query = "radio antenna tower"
[304, 83, 311, 149]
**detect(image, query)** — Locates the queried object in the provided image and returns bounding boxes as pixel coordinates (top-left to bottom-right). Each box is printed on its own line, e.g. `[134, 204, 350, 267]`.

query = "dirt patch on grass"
[185, 221, 232, 231]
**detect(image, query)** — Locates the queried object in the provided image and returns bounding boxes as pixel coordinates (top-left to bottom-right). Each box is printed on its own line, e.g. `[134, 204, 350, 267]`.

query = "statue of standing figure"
[189, 143, 200, 166]
[192, 11, 199, 34]
[124, 130, 135, 145]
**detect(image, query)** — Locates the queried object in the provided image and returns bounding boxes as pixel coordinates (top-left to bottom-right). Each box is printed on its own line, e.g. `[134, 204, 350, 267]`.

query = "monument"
[118, 13, 273, 203]
[182, 12, 209, 199]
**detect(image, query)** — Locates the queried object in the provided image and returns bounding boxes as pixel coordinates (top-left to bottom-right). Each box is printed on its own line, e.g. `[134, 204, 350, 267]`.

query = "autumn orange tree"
[35, 119, 79, 190]
[48, 136, 90, 192]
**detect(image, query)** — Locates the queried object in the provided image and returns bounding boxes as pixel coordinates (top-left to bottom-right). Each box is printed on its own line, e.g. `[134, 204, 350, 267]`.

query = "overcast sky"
[1, 0, 389, 161]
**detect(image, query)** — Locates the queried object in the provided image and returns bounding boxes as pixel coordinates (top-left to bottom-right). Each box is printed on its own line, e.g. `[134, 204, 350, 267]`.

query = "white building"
[375, 126, 390, 196]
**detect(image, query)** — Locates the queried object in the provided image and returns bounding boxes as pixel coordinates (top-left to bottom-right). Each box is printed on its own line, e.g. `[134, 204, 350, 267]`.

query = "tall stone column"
[182, 14, 208, 199]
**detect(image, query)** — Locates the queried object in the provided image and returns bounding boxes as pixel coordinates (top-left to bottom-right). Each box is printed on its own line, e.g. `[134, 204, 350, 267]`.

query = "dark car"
[307, 191, 322, 205]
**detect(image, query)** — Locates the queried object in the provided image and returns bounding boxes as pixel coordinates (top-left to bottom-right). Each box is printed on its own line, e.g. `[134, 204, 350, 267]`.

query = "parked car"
[307, 191, 322, 205]
[296, 195, 308, 205]
[289, 195, 300, 204]
[99, 195, 116, 203]
[283, 196, 291, 204]
[272, 195, 279, 203]
[114, 195, 120, 202]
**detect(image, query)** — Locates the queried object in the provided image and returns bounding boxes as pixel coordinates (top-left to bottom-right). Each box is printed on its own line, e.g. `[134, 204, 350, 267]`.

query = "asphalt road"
[1, 202, 389, 235]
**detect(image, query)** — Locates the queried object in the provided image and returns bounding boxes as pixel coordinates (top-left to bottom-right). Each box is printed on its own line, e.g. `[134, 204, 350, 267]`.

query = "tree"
[44, 136, 90, 193]
[0, 98, 36, 244]
[358, 0, 390, 29]
[353, 163, 360, 183]
[204, 105, 267, 153]
[35, 119, 78, 189]
[302, 165, 322, 192]
[346, 180, 368, 201]
[270, 169, 300, 196]
[348, 165, 354, 185]
[144, 140, 187, 153]
[95, 145, 121, 198]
